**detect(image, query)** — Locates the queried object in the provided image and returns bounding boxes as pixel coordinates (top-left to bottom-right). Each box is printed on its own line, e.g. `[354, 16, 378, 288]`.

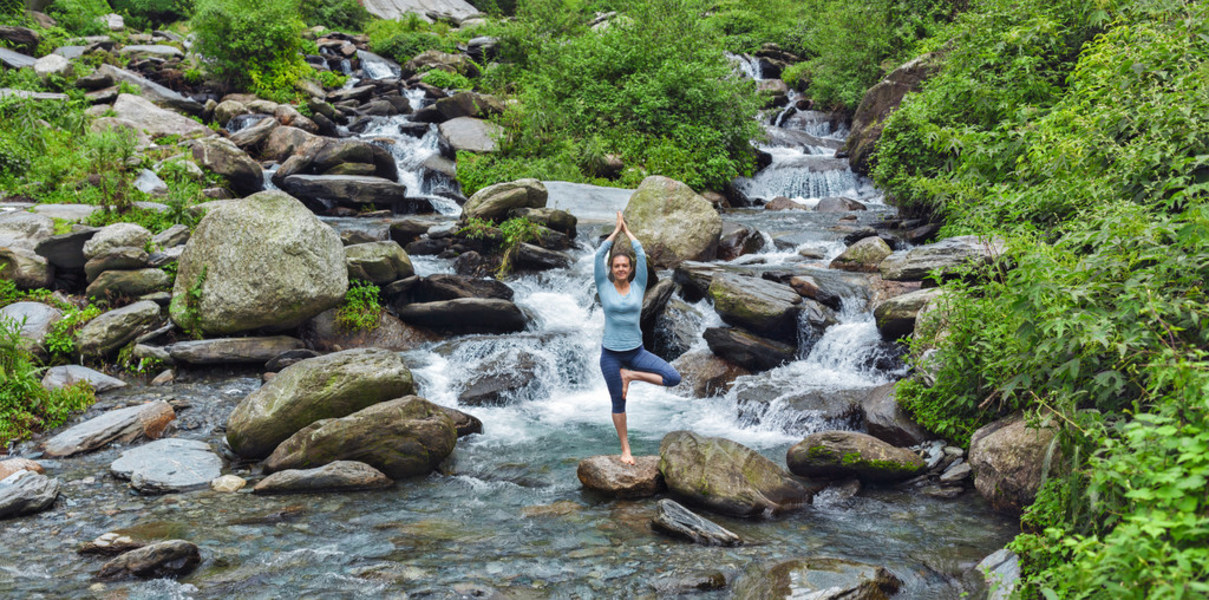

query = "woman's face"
[611, 255, 632, 282]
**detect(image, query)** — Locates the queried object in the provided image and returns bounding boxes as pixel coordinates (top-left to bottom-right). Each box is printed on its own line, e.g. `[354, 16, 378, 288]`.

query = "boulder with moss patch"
[786, 431, 925, 483]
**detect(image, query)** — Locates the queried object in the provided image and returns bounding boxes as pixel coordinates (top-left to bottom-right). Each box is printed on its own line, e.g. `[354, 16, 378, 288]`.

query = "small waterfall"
[726, 52, 763, 79]
[737, 153, 860, 200]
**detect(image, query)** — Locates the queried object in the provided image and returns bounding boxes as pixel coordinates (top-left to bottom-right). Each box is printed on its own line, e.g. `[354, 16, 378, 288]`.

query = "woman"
[595, 211, 681, 465]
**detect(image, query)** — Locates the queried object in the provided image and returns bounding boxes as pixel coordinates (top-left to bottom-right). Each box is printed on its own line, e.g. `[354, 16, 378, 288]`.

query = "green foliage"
[111, 0, 193, 29]
[0, 316, 96, 445]
[315, 69, 347, 89]
[47, 0, 113, 36]
[190, 0, 310, 93]
[44, 304, 102, 360]
[177, 266, 207, 339]
[299, 0, 370, 31]
[367, 16, 459, 64]
[700, 0, 810, 55]
[421, 69, 472, 91]
[334, 281, 382, 332]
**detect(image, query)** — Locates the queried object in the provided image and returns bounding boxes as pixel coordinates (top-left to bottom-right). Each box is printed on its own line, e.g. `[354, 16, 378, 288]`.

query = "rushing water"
[0, 55, 1016, 599]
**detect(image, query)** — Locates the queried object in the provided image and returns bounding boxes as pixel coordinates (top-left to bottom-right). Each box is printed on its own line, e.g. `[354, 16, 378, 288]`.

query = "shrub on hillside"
[191, 0, 310, 97]
[111, 0, 193, 29]
[300, 0, 370, 32]
[367, 15, 459, 64]
[47, 0, 112, 36]
[0, 317, 96, 446]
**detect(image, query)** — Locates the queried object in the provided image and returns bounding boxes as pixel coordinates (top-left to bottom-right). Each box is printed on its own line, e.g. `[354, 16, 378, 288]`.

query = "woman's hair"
[607, 252, 636, 282]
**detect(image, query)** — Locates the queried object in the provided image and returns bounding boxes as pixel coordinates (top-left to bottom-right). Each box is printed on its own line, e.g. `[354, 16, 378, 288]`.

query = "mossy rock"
[786, 431, 925, 483]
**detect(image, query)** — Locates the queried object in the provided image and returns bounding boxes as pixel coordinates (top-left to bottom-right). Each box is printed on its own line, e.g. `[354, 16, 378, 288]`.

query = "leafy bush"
[299, 0, 370, 31]
[367, 16, 459, 64]
[47, 0, 112, 36]
[44, 304, 103, 360]
[0, 317, 96, 446]
[421, 69, 472, 91]
[335, 281, 382, 331]
[190, 0, 310, 94]
[701, 0, 810, 55]
[111, 0, 193, 29]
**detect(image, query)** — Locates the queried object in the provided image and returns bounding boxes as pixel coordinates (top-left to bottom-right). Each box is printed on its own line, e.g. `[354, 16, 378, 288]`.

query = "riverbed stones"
[164, 336, 305, 365]
[303, 309, 438, 352]
[0, 470, 60, 519]
[76, 300, 162, 357]
[438, 405, 483, 437]
[462, 178, 548, 223]
[703, 327, 796, 372]
[659, 430, 814, 517]
[0, 247, 53, 289]
[110, 438, 222, 494]
[577, 455, 664, 499]
[859, 383, 931, 447]
[879, 235, 1006, 282]
[717, 222, 765, 261]
[396, 298, 526, 334]
[253, 460, 393, 494]
[263, 396, 456, 479]
[42, 401, 175, 457]
[968, 413, 1060, 514]
[189, 136, 264, 196]
[41, 365, 128, 394]
[345, 240, 414, 283]
[170, 191, 347, 336]
[671, 349, 751, 398]
[624, 176, 722, 268]
[226, 348, 416, 458]
[787, 431, 926, 483]
[95, 539, 201, 581]
[652, 498, 743, 546]
[83, 223, 152, 260]
[110, 93, 212, 141]
[873, 287, 944, 340]
[0, 301, 61, 352]
[85, 268, 172, 299]
[708, 274, 801, 343]
[732, 557, 902, 600]
[830, 236, 892, 273]
[210, 474, 246, 493]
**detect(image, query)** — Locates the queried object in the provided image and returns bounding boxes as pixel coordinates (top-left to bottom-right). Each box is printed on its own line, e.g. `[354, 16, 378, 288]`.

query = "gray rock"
[110, 438, 222, 494]
[624, 176, 722, 268]
[830, 236, 892, 273]
[361, 0, 479, 21]
[84, 246, 150, 281]
[228, 115, 278, 149]
[109, 93, 212, 140]
[76, 300, 162, 357]
[253, 460, 393, 494]
[879, 235, 1007, 281]
[844, 51, 944, 176]
[96, 64, 204, 115]
[576, 455, 664, 499]
[40, 400, 175, 457]
[169, 191, 346, 335]
[859, 382, 931, 447]
[0, 470, 59, 519]
[82, 223, 152, 260]
[514, 243, 572, 271]
[969, 413, 1060, 514]
[652, 498, 742, 546]
[978, 548, 1020, 600]
[28, 203, 100, 222]
[873, 288, 944, 339]
[213, 100, 249, 126]
[118, 44, 183, 58]
[86, 268, 171, 300]
[939, 460, 972, 483]
[151, 224, 190, 249]
[165, 336, 305, 365]
[543, 181, 633, 223]
[0, 301, 61, 351]
[708, 273, 800, 343]
[671, 349, 750, 398]
[438, 116, 503, 153]
[302, 308, 438, 353]
[345, 240, 414, 283]
[732, 557, 902, 600]
[41, 365, 128, 394]
[815, 196, 867, 212]
[703, 327, 796, 372]
[96, 540, 200, 581]
[34, 227, 97, 270]
[279, 174, 406, 207]
[787, 431, 926, 483]
[190, 136, 264, 196]
[0, 47, 36, 69]
[462, 178, 547, 223]
[397, 298, 526, 334]
[0, 247, 53, 289]
[133, 168, 168, 196]
[0, 211, 53, 249]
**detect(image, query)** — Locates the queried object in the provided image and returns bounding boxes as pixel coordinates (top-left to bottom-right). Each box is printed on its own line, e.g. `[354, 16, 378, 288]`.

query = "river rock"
[210, 474, 246, 493]
[34, 227, 97, 269]
[76, 300, 162, 357]
[0, 470, 59, 519]
[164, 336, 305, 365]
[873, 287, 944, 340]
[717, 222, 765, 261]
[41, 365, 128, 394]
[732, 557, 902, 600]
[0, 458, 43, 480]
[226, 348, 416, 458]
[844, 51, 944, 176]
[78, 532, 145, 556]
[0, 211, 53, 249]
[213, 99, 249, 126]
[96, 64, 204, 115]
[397, 298, 526, 334]
[86, 268, 171, 300]
[361, 0, 479, 22]
[0, 26, 38, 54]
[623, 176, 722, 268]
[708, 274, 800, 343]
[0, 301, 61, 352]
[190, 136, 264, 196]
[84, 246, 150, 281]
[659, 430, 814, 517]
[263, 396, 456, 479]
[514, 242, 572, 271]
[436, 404, 482, 437]
[41, 400, 174, 457]
[671, 349, 751, 398]
[787, 274, 843, 311]
[968, 413, 1060, 514]
[396, 273, 514, 304]
[263, 125, 318, 162]
[432, 91, 504, 121]
[576, 455, 664, 499]
[109, 437, 220, 493]
[786, 431, 926, 483]
[304, 308, 438, 353]
[169, 191, 347, 335]
[345, 241, 414, 283]
[83, 223, 151, 260]
[151, 224, 191, 249]
[95, 540, 201, 581]
[228, 115, 278, 149]
[279, 175, 408, 207]
[859, 383, 931, 447]
[457, 350, 538, 406]
[652, 498, 742, 546]
[703, 327, 796, 372]
[978, 548, 1020, 600]
[109, 93, 212, 140]
[508, 207, 577, 239]
[0, 247, 53, 289]
[879, 235, 1006, 282]
[462, 179, 548, 223]
[253, 460, 393, 495]
[438, 117, 502, 153]
[830, 236, 892, 273]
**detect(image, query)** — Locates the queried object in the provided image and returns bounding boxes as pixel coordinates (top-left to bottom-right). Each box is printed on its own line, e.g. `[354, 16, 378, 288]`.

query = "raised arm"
[596, 212, 625, 288]
[621, 217, 648, 291]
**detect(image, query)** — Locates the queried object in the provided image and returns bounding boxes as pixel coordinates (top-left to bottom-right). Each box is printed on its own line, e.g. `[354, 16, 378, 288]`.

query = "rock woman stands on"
[594, 211, 681, 465]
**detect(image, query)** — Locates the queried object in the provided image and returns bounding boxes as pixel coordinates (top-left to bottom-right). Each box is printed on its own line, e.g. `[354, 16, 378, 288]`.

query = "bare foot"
[620, 368, 634, 400]
[619, 452, 636, 465]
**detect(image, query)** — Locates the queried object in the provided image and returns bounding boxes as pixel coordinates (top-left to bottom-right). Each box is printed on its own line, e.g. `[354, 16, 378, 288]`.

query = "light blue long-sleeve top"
[594, 238, 648, 351]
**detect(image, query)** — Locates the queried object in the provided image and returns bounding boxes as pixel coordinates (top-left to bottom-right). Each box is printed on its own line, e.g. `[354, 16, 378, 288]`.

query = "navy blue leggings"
[600, 345, 682, 413]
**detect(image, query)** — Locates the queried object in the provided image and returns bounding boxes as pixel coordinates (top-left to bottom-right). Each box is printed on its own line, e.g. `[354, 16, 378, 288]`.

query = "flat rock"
[0, 470, 60, 519]
[0, 48, 36, 69]
[879, 235, 1006, 281]
[77, 532, 144, 556]
[732, 557, 902, 600]
[438, 117, 503, 153]
[786, 431, 926, 483]
[96, 64, 203, 115]
[96, 540, 200, 581]
[42, 401, 175, 458]
[0, 301, 61, 351]
[0, 247, 52, 289]
[109, 93, 212, 140]
[577, 455, 664, 499]
[652, 498, 742, 546]
[397, 298, 526, 334]
[0, 211, 53, 249]
[41, 365, 128, 394]
[34, 227, 97, 269]
[110, 438, 222, 494]
[253, 460, 393, 495]
[0, 458, 43, 480]
[279, 174, 407, 206]
[164, 336, 305, 365]
[76, 300, 162, 357]
[703, 327, 796, 372]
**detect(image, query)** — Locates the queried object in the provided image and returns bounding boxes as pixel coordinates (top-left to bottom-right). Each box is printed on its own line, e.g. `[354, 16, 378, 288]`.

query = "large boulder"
[262, 125, 318, 162]
[109, 93, 213, 140]
[264, 396, 456, 479]
[0, 247, 53, 289]
[169, 191, 347, 335]
[786, 431, 926, 483]
[345, 241, 414, 284]
[843, 51, 944, 176]
[76, 300, 162, 357]
[968, 413, 1060, 514]
[253, 460, 393, 494]
[190, 136, 264, 196]
[879, 235, 1007, 282]
[703, 327, 796, 372]
[225, 348, 415, 458]
[438, 117, 502, 153]
[732, 557, 902, 600]
[0, 470, 59, 519]
[577, 455, 665, 499]
[41, 401, 174, 457]
[859, 383, 931, 447]
[0, 211, 53, 249]
[873, 288, 943, 340]
[396, 298, 526, 334]
[659, 430, 815, 517]
[623, 176, 722, 268]
[302, 309, 439, 352]
[462, 179, 547, 223]
[707, 274, 801, 343]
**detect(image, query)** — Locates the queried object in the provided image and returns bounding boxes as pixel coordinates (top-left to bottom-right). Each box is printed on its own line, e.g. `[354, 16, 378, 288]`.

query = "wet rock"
[397, 298, 526, 335]
[170, 191, 346, 336]
[458, 350, 538, 406]
[436, 404, 482, 437]
[624, 176, 722, 268]
[262, 125, 318, 162]
[34, 227, 97, 269]
[879, 235, 1007, 282]
[507, 207, 577, 239]
[787, 431, 926, 483]
[764, 196, 806, 211]
[652, 498, 742, 546]
[939, 460, 972, 484]
[813, 478, 862, 507]
[108, 93, 212, 140]
[650, 297, 704, 361]
[392, 273, 514, 304]
[303, 308, 438, 353]
[264, 396, 456, 479]
[438, 116, 503, 153]
[345, 240, 414, 283]
[717, 222, 765, 261]
[432, 91, 504, 120]
[830, 236, 892, 273]
[650, 569, 730, 595]
[228, 114, 278, 149]
[0, 458, 43, 480]
[844, 51, 944, 176]
[86, 268, 171, 300]
[76, 300, 162, 357]
[263, 349, 321, 372]
[921, 484, 964, 499]
[226, 348, 416, 458]
[978, 548, 1020, 600]
[190, 136, 264, 196]
[0, 247, 53, 289]
[815, 196, 867, 212]
[859, 383, 931, 447]
[787, 274, 843, 311]
[462, 178, 548, 223]
[577, 455, 664, 499]
[279, 174, 408, 207]
[969, 413, 1060, 514]
[253, 460, 393, 494]
[873, 288, 944, 340]
[96, 540, 200, 581]
[0, 301, 62, 353]
[703, 327, 796, 372]
[514, 242, 573, 271]
[164, 336, 305, 365]
[210, 474, 246, 493]
[41, 365, 128, 394]
[84, 246, 150, 281]
[78, 532, 144, 556]
[671, 349, 751, 398]
[0, 470, 60, 519]
[659, 430, 815, 517]
[708, 273, 800, 343]
[110, 438, 222, 493]
[732, 557, 902, 600]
